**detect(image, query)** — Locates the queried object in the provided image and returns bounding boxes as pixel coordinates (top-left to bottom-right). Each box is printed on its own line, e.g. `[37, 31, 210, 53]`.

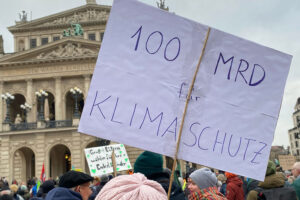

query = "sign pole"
[167, 27, 211, 200]
[112, 149, 117, 177]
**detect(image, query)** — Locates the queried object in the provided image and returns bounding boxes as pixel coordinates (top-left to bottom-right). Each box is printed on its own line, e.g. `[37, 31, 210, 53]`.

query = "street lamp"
[1, 92, 15, 123]
[35, 90, 48, 121]
[20, 102, 32, 123]
[70, 87, 82, 118]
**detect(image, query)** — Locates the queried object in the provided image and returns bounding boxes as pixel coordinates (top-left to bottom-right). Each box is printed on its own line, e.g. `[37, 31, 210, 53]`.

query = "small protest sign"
[84, 144, 132, 176]
[79, 0, 292, 181]
[278, 155, 296, 171]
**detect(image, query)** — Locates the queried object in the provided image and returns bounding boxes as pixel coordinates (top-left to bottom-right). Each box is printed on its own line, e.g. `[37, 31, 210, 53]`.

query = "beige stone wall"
[1, 126, 186, 183]
[0, 2, 193, 184]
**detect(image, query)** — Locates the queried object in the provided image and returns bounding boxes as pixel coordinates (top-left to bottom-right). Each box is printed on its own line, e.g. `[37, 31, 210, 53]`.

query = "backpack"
[255, 186, 297, 200]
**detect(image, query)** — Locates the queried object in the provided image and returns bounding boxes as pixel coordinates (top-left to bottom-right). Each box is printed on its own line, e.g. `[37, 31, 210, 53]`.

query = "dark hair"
[186, 168, 196, 179]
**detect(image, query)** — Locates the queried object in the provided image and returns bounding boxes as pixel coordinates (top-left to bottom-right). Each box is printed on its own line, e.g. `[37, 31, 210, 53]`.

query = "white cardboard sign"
[84, 144, 132, 176]
[79, 0, 292, 181]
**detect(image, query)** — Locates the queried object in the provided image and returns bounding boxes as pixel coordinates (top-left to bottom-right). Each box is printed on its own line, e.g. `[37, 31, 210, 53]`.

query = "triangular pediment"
[0, 37, 100, 64]
[8, 4, 111, 32]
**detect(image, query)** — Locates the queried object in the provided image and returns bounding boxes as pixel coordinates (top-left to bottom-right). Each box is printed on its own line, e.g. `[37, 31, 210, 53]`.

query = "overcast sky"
[0, 0, 299, 147]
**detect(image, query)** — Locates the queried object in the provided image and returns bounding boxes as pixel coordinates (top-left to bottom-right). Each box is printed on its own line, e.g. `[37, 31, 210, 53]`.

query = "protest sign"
[79, 0, 292, 181]
[278, 155, 296, 171]
[84, 144, 132, 176]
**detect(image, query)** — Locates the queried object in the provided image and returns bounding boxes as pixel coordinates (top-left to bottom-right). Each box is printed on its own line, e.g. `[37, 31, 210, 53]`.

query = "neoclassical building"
[288, 98, 300, 161]
[0, 0, 191, 183]
[0, 0, 148, 183]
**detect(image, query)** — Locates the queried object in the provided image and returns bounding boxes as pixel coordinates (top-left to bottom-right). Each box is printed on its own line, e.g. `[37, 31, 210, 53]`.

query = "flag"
[40, 163, 45, 182]
[36, 180, 41, 192]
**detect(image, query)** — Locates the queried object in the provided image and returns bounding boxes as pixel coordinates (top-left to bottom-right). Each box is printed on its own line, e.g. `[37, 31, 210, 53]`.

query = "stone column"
[25, 37, 30, 50]
[83, 32, 88, 40]
[95, 31, 100, 41]
[37, 37, 41, 47]
[26, 79, 33, 122]
[55, 77, 62, 120]
[48, 35, 53, 43]
[83, 75, 91, 98]
[0, 136, 10, 182]
[35, 133, 46, 180]
[14, 36, 17, 52]
[0, 81, 3, 131]
[71, 132, 82, 170]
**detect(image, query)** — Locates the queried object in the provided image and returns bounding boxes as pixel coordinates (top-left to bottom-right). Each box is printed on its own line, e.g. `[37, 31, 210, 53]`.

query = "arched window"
[11, 94, 26, 123]
[65, 89, 84, 120]
[18, 40, 25, 51]
[13, 147, 35, 182]
[49, 144, 71, 178]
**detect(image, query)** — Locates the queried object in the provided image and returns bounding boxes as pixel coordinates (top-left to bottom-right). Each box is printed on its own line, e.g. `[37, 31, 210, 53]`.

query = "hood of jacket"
[258, 172, 285, 189]
[227, 176, 243, 187]
[45, 187, 82, 200]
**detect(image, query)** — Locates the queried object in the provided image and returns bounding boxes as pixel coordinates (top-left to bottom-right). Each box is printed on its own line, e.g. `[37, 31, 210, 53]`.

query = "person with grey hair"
[187, 167, 227, 200]
[292, 162, 300, 199]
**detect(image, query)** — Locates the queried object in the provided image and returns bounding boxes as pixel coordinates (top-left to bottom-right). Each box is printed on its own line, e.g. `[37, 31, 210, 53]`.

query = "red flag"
[40, 163, 45, 182]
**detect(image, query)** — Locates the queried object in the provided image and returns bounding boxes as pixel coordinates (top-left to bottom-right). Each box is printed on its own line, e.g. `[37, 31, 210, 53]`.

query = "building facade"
[288, 98, 300, 161]
[0, 0, 148, 183]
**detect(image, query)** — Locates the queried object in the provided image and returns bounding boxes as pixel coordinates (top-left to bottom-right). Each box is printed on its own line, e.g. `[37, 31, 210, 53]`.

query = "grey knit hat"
[189, 168, 217, 189]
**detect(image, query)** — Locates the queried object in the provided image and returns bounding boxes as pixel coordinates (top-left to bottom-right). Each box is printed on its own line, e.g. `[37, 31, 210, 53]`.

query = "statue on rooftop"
[72, 24, 84, 36]
[156, 0, 169, 11]
[63, 24, 83, 37]
[18, 10, 28, 22]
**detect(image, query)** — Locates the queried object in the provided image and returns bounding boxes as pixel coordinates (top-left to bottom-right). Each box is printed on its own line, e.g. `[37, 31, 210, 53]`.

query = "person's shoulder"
[45, 187, 82, 200]
[246, 190, 258, 200]
[292, 177, 300, 186]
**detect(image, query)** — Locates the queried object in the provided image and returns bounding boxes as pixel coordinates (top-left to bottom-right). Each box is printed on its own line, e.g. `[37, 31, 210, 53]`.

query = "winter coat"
[88, 184, 105, 200]
[292, 177, 300, 200]
[147, 172, 187, 200]
[226, 176, 244, 200]
[188, 186, 227, 200]
[45, 187, 82, 200]
[246, 172, 285, 200]
[13, 194, 24, 200]
[29, 197, 43, 200]
[246, 179, 259, 197]
[220, 183, 227, 196]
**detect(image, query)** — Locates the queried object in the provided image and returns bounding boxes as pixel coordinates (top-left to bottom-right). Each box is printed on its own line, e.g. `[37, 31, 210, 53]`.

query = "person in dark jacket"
[0, 194, 13, 200]
[46, 171, 93, 200]
[35, 180, 55, 199]
[225, 172, 244, 200]
[247, 160, 297, 200]
[245, 178, 259, 198]
[134, 151, 186, 200]
[45, 187, 82, 200]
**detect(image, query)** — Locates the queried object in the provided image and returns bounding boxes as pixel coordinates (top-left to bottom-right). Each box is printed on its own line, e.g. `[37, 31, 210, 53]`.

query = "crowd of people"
[0, 151, 299, 200]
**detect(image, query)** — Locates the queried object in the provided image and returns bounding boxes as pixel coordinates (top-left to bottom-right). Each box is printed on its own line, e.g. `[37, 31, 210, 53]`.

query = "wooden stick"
[167, 27, 211, 200]
[112, 149, 117, 177]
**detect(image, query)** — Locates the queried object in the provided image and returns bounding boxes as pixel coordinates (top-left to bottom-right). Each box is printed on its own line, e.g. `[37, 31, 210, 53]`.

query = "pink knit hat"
[95, 173, 167, 200]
